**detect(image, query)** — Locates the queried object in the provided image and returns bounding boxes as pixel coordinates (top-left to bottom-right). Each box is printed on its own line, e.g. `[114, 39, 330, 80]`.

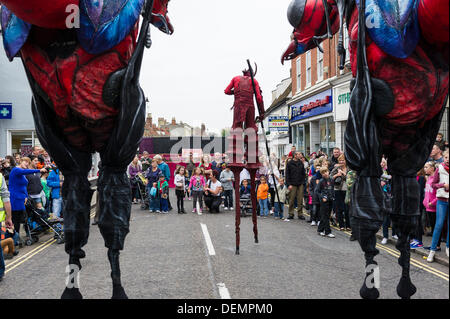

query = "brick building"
[288, 30, 352, 156]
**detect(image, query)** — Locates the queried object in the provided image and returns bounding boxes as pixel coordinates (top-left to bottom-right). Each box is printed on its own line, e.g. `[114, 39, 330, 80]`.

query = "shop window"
[319, 117, 336, 155]
[306, 51, 311, 88]
[296, 58, 301, 92]
[317, 49, 323, 82]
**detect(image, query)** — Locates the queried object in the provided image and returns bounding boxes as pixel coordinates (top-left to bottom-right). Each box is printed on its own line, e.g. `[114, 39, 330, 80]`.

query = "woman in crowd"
[279, 155, 287, 177]
[14, 153, 21, 164]
[267, 160, 280, 214]
[421, 162, 438, 248]
[331, 154, 350, 231]
[198, 155, 213, 179]
[26, 156, 45, 210]
[128, 155, 142, 204]
[8, 157, 46, 235]
[204, 170, 222, 213]
[427, 150, 449, 262]
[1, 156, 16, 186]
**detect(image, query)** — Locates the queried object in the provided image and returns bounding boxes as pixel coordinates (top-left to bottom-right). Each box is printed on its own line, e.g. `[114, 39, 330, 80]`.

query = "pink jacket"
[188, 175, 206, 191]
[423, 174, 437, 212]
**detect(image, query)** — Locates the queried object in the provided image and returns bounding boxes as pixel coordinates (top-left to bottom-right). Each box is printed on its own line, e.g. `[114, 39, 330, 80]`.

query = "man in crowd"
[155, 155, 172, 211]
[211, 153, 224, 175]
[428, 143, 444, 163]
[47, 165, 63, 220]
[330, 147, 341, 172]
[140, 151, 151, 172]
[28, 146, 45, 169]
[286, 151, 306, 220]
[435, 133, 446, 150]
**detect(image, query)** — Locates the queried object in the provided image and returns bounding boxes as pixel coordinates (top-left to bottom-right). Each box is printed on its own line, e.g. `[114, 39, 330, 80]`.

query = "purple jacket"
[128, 164, 142, 179]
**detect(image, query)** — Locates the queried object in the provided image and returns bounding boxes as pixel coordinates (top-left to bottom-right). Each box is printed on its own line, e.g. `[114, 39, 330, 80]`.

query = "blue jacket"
[8, 167, 40, 211]
[47, 169, 62, 199]
[158, 162, 171, 181]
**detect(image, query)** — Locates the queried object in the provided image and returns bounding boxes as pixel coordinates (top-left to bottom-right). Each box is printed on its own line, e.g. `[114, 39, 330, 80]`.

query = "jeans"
[431, 200, 449, 251]
[0, 246, 5, 278]
[274, 202, 284, 218]
[259, 198, 269, 216]
[192, 190, 203, 210]
[150, 197, 160, 212]
[382, 214, 397, 238]
[318, 200, 332, 235]
[288, 185, 304, 217]
[52, 197, 63, 218]
[335, 190, 350, 228]
[223, 190, 233, 208]
[161, 198, 169, 212]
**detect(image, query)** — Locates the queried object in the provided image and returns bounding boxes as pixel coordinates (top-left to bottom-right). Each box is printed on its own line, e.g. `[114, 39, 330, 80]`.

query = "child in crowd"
[174, 166, 187, 214]
[240, 179, 251, 196]
[189, 167, 206, 214]
[40, 169, 51, 212]
[309, 158, 322, 226]
[274, 178, 287, 219]
[257, 176, 269, 218]
[158, 175, 169, 214]
[317, 167, 335, 238]
[220, 164, 235, 211]
[422, 161, 437, 240]
[149, 182, 160, 213]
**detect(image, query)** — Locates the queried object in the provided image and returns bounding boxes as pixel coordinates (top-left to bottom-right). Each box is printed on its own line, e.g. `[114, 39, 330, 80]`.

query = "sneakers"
[198, 209, 202, 215]
[392, 235, 399, 240]
[326, 233, 335, 238]
[427, 250, 435, 263]
[224, 207, 229, 211]
[319, 232, 326, 236]
[311, 221, 317, 226]
[381, 238, 388, 245]
[410, 239, 423, 249]
[156, 210, 161, 213]
[229, 207, 234, 211]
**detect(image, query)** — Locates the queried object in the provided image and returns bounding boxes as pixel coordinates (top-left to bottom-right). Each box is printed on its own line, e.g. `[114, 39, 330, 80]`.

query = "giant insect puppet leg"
[344, 0, 385, 299]
[249, 168, 259, 245]
[26, 81, 94, 299]
[94, 3, 153, 298]
[385, 106, 446, 299]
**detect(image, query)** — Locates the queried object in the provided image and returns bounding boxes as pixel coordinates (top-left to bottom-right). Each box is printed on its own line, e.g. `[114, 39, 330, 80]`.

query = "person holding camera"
[331, 153, 350, 231]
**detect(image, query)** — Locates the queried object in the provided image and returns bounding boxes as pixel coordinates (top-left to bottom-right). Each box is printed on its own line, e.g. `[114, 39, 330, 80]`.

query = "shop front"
[333, 78, 351, 151]
[290, 89, 335, 156]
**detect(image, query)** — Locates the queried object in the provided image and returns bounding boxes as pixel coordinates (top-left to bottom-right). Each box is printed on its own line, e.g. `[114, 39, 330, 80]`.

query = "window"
[306, 51, 311, 87]
[296, 58, 301, 92]
[343, 23, 350, 63]
[317, 49, 323, 82]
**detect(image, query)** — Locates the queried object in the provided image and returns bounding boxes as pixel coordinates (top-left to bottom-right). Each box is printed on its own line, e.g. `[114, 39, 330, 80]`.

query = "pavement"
[1, 189, 448, 299]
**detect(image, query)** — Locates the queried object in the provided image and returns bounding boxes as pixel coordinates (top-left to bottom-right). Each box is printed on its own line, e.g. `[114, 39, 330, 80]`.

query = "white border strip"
[217, 283, 231, 299]
[200, 223, 216, 256]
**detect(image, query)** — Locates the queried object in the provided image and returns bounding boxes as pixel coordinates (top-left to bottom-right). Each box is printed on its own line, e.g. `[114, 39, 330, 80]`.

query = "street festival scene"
[0, 0, 448, 303]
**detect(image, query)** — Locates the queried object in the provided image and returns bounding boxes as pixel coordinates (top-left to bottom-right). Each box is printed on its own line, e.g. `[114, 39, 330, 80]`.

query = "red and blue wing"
[77, 0, 145, 54]
[0, 6, 31, 61]
[356, 0, 420, 59]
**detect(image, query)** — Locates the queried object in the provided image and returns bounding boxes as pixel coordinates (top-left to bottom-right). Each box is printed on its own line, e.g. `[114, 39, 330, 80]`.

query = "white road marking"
[217, 283, 231, 299]
[200, 223, 216, 256]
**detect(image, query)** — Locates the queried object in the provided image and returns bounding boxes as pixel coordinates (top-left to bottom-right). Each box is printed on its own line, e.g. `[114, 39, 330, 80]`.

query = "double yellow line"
[301, 211, 449, 281]
[4, 211, 97, 274]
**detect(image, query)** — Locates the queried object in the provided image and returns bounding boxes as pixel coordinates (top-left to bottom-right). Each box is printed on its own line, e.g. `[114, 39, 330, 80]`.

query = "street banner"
[268, 116, 289, 132]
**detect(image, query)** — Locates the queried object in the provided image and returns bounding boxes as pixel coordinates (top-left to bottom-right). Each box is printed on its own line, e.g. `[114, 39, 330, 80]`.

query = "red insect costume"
[282, 0, 449, 299]
[0, 0, 173, 299]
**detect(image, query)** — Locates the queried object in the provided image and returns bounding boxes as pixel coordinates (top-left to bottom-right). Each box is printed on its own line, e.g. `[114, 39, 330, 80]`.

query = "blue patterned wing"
[357, 0, 420, 58]
[1, 6, 31, 61]
[77, 0, 145, 54]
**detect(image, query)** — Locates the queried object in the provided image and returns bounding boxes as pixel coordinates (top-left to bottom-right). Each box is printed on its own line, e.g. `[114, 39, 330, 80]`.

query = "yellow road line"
[5, 239, 56, 274]
[303, 212, 449, 280]
[5, 237, 55, 268]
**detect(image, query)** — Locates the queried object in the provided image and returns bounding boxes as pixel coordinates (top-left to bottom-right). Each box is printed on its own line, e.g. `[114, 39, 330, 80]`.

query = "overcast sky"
[140, 0, 293, 134]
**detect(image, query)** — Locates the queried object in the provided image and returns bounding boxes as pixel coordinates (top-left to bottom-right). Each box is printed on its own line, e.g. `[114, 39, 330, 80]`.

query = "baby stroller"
[134, 173, 149, 210]
[24, 197, 65, 246]
[239, 193, 253, 218]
